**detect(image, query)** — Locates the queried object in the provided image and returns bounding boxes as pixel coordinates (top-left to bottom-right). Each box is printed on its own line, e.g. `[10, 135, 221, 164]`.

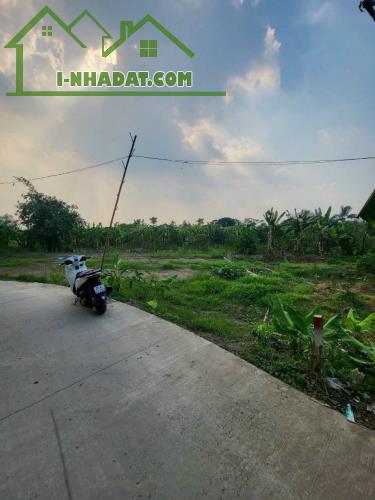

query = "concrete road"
[0, 281, 374, 500]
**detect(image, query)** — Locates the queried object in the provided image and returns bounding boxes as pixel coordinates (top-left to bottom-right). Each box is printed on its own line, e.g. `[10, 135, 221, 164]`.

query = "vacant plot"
[1, 250, 374, 428]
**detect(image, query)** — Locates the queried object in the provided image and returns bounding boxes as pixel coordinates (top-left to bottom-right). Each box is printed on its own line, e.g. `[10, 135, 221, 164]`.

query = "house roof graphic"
[69, 10, 113, 40]
[102, 15, 194, 58]
[5, 5, 194, 58]
[5, 6, 86, 48]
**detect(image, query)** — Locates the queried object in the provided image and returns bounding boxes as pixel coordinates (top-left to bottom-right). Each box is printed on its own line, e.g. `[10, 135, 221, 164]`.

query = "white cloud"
[227, 63, 279, 98]
[308, 1, 336, 25]
[0, 33, 16, 75]
[232, 0, 263, 7]
[25, 31, 65, 71]
[78, 47, 117, 72]
[264, 26, 281, 56]
[179, 0, 262, 8]
[177, 118, 265, 176]
[0, 107, 128, 225]
[0, 0, 23, 5]
[227, 26, 281, 100]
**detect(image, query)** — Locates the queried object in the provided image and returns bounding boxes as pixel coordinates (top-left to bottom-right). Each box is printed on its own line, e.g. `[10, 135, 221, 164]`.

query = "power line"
[0, 155, 132, 185]
[133, 154, 375, 166]
[0, 154, 374, 186]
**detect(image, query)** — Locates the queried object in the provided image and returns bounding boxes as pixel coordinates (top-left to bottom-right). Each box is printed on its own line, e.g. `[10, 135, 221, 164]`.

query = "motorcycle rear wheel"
[94, 298, 107, 315]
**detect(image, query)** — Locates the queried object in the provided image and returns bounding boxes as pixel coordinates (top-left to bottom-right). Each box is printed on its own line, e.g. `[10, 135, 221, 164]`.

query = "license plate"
[93, 284, 106, 295]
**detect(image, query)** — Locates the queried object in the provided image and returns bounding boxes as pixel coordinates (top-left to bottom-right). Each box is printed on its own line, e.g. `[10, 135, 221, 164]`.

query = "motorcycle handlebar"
[59, 256, 93, 266]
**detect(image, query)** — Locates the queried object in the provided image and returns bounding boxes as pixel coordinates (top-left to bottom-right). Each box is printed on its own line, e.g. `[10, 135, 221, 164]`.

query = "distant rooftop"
[359, 189, 375, 223]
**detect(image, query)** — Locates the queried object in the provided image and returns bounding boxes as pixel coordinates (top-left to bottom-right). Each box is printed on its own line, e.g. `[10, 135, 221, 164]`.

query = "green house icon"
[4, 5, 226, 96]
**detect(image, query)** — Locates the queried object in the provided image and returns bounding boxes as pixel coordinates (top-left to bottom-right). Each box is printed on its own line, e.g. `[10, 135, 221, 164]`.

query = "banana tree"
[313, 207, 335, 256]
[334, 205, 352, 222]
[263, 208, 285, 257]
[272, 299, 338, 354]
[344, 309, 375, 336]
[284, 210, 316, 255]
[342, 336, 375, 389]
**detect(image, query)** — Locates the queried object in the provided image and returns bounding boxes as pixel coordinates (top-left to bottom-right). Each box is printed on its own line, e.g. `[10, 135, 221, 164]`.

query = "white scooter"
[62, 255, 111, 315]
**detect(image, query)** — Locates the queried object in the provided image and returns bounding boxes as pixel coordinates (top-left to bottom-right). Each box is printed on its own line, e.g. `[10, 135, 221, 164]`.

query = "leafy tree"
[17, 181, 85, 251]
[213, 217, 240, 227]
[357, 251, 375, 273]
[0, 215, 20, 248]
[234, 226, 258, 255]
[149, 217, 158, 226]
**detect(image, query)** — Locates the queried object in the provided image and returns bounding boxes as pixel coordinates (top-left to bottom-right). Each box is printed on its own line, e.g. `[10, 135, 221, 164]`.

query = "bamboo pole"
[100, 135, 137, 270]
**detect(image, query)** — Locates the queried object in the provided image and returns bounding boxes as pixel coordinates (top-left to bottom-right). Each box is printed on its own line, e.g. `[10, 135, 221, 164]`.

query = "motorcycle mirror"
[80, 256, 92, 261]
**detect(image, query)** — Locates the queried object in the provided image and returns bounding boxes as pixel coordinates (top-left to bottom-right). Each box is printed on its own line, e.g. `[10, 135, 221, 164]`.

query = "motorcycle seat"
[76, 269, 100, 279]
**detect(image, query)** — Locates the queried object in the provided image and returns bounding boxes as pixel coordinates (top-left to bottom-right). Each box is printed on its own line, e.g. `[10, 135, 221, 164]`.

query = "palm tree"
[150, 217, 158, 226]
[263, 208, 285, 256]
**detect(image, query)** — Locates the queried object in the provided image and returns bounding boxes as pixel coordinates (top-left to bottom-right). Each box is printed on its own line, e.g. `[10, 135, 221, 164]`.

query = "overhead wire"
[0, 154, 374, 186]
[0, 155, 132, 185]
[133, 154, 375, 166]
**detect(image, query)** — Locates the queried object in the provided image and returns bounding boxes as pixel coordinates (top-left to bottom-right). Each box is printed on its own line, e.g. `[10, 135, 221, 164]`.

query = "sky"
[0, 0, 374, 225]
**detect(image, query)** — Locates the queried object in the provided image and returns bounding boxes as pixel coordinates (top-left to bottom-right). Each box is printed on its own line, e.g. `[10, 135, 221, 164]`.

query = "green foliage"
[49, 271, 66, 285]
[148, 274, 178, 295]
[272, 299, 338, 353]
[0, 215, 20, 248]
[225, 280, 279, 306]
[357, 251, 375, 274]
[233, 226, 258, 254]
[213, 217, 240, 227]
[212, 265, 246, 280]
[147, 299, 158, 310]
[344, 337, 375, 367]
[341, 336, 375, 390]
[344, 309, 375, 335]
[17, 183, 85, 251]
[103, 258, 129, 290]
[2, 190, 374, 259]
[284, 209, 316, 255]
[264, 208, 285, 256]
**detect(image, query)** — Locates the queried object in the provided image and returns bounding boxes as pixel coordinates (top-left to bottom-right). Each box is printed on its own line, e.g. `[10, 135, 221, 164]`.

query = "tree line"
[0, 183, 373, 257]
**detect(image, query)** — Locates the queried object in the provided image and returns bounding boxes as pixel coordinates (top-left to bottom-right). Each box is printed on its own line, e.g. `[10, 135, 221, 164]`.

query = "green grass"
[276, 261, 357, 280]
[0, 257, 52, 267]
[0, 271, 66, 285]
[145, 247, 228, 259]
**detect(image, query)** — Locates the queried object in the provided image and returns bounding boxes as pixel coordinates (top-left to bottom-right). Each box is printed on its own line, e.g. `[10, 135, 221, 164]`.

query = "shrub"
[234, 228, 258, 255]
[357, 252, 375, 274]
[212, 265, 246, 280]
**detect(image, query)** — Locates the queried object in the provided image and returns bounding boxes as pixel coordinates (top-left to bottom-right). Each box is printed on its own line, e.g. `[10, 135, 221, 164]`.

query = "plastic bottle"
[346, 403, 355, 423]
